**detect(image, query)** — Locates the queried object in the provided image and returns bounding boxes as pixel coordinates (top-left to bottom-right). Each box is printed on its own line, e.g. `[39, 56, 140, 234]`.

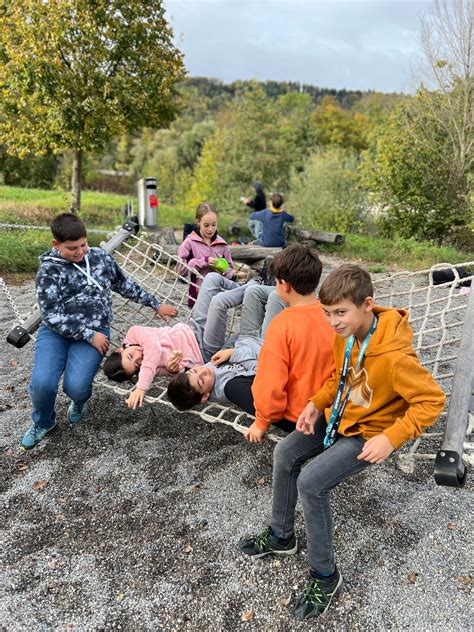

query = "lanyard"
[324, 316, 377, 449]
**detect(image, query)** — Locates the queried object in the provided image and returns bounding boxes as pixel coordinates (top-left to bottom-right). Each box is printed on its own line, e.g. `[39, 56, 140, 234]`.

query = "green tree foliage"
[0, 0, 184, 210]
[289, 147, 367, 233]
[309, 96, 370, 152]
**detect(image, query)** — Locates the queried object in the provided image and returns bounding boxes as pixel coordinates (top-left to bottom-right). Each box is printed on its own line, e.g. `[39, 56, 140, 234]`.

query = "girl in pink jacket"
[178, 202, 233, 306]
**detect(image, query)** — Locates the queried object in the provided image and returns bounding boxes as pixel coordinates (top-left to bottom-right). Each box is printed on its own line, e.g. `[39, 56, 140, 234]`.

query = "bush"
[288, 147, 369, 233]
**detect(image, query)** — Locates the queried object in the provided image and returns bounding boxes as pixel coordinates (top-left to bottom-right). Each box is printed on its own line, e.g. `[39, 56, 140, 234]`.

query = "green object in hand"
[211, 257, 230, 274]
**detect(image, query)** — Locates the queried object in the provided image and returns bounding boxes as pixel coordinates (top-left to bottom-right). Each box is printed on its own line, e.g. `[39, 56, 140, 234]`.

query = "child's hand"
[91, 332, 110, 355]
[211, 348, 234, 366]
[126, 387, 146, 410]
[208, 257, 218, 266]
[157, 303, 177, 322]
[244, 421, 266, 444]
[357, 434, 395, 464]
[167, 350, 183, 373]
[296, 401, 319, 434]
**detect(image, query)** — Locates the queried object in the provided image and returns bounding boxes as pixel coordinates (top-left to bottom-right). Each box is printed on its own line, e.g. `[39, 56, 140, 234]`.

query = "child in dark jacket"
[250, 194, 294, 247]
[178, 202, 233, 307]
[20, 213, 177, 450]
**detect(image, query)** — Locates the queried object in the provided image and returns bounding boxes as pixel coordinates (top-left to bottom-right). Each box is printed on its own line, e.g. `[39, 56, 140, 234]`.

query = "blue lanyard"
[324, 316, 378, 449]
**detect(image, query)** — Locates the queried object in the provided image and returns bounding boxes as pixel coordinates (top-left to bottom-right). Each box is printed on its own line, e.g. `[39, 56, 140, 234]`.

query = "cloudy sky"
[164, 0, 433, 93]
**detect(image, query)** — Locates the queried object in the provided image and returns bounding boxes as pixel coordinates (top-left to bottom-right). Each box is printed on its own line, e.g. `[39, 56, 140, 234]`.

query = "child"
[178, 202, 233, 307]
[20, 213, 177, 450]
[237, 244, 335, 444]
[239, 264, 446, 621]
[166, 283, 286, 412]
[104, 272, 277, 409]
[243, 180, 267, 241]
[249, 193, 294, 248]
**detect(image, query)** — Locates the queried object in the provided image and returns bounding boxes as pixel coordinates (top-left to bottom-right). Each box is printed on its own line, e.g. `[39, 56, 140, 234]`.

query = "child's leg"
[62, 328, 109, 405]
[261, 290, 286, 337]
[239, 286, 285, 337]
[190, 272, 239, 344]
[297, 436, 371, 574]
[29, 326, 69, 429]
[270, 414, 327, 539]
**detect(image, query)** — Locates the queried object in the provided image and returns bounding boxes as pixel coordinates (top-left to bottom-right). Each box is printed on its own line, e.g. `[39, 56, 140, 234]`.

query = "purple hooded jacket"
[177, 230, 234, 306]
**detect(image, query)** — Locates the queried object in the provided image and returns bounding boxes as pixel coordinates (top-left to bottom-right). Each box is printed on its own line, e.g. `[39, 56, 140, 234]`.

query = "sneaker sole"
[244, 541, 298, 560]
[19, 424, 57, 450]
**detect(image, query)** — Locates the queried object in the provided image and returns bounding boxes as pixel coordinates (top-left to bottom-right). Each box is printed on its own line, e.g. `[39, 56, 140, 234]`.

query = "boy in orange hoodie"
[239, 264, 446, 621]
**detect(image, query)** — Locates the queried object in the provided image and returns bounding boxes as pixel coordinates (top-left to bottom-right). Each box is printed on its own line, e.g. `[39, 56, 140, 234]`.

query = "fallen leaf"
[3, 448, 14, 457]
[191, 483, 201, 492]
[9, 360, 17, 367]
[116, 592, 125, 602]
[255, 477, 266, 486]
[48, 559, 57, 570]
[17, 464, 29, 472]
[274, 559, 281, 568]
[408, 571, 418, 584]
[241, 611, 254, 622]
[32, 479, 48, 490]
[455, 575, 471, 586]
[447, 522, 456, 530]
[4, 385, 15, 392]
[184, 544, 193, 553]
[0, 404, 12, 413]
[276, 595, 291, 606]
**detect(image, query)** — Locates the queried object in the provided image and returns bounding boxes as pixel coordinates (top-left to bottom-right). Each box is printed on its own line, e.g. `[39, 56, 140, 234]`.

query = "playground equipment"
[2, 221, 473, 487]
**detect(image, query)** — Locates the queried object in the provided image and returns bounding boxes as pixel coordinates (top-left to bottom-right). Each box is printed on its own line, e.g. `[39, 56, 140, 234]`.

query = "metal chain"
[0, 276, 23, 322]
[0, 222, 110, 235]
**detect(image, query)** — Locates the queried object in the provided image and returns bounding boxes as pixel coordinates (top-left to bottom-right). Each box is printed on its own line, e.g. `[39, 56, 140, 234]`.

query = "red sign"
[149, 194, 159, 208]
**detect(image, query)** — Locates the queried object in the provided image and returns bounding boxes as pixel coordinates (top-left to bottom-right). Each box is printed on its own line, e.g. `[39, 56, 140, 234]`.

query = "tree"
[360, 0, 473, 246]
[0, 0, 184, 211]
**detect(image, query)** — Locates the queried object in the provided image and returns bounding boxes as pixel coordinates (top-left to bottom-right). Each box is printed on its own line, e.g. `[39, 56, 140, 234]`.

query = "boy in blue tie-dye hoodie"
[20, 212, 177, 450]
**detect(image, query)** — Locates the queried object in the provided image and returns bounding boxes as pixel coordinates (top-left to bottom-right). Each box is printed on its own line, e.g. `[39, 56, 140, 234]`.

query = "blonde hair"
[195, 202, 217, 222]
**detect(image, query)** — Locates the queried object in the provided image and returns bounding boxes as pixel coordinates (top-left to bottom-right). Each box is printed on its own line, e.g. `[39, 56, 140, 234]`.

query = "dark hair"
[319, 264, 374, 307]
[271, 193, 284, 209]
[103, 351, 134, 383]
[269, 244, 322, 295]
[167, 372, 202, 411]
[51, 212, 87, 242]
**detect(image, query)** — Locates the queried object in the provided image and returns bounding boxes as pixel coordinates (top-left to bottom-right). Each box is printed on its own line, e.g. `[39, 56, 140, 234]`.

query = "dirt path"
[0, 274, 472, 631]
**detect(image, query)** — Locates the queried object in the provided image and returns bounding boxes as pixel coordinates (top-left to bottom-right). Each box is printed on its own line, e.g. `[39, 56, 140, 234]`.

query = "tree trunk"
[70, 149, 82, 213]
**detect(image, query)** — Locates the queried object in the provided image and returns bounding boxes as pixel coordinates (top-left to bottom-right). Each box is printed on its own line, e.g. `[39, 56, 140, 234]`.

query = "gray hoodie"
[207, 335, 262, 404]
[36, 247, 160, 343]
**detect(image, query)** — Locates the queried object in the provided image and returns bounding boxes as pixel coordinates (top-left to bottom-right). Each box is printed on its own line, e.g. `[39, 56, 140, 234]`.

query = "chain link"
[0, 276, 23, 322]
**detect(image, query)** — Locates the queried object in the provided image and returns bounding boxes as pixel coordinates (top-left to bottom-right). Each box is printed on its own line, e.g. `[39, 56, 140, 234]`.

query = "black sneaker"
[239, 527, 297, 559]
[294, 568, 343, 620]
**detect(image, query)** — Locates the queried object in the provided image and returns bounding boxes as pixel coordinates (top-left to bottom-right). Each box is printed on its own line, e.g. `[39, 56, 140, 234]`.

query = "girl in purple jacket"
[178, 202, 234, 306]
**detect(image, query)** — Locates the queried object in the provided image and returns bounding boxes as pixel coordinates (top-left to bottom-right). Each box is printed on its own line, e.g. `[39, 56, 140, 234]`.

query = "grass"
[0, 185, 472, 273]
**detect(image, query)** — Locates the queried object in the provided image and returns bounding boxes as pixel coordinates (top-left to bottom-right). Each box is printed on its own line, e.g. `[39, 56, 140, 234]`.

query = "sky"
[164, 0, 433, 94]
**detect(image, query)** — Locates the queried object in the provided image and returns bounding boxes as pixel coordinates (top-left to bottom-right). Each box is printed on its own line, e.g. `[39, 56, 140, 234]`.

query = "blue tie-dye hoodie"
[36, 247, 160, 343]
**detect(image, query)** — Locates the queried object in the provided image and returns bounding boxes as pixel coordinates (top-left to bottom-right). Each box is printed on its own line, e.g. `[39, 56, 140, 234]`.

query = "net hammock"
[92, 230, 473, 474]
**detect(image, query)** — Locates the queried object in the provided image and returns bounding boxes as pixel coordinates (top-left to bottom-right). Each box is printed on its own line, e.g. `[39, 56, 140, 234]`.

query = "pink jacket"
[177, 231, 234, 281]
[123, 323, 203, 391]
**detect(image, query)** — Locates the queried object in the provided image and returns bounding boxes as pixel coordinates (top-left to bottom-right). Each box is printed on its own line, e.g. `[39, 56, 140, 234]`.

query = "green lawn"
[0, 185, 472, 273]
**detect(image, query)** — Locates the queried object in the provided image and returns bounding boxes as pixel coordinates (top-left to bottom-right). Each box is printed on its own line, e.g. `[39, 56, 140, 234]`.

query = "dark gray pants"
[271, 414, 371, 573]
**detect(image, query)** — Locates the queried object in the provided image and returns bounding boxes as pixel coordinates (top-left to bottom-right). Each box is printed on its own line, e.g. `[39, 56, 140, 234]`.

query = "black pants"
[224, 375, 295, 433]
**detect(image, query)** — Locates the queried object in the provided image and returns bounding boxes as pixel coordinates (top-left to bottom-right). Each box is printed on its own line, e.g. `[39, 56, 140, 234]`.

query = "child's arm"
[381, 354, 446, 450]
[211, 348, 234, 366]
[178, 239, 210, 271]
[284, 212, 295, 223]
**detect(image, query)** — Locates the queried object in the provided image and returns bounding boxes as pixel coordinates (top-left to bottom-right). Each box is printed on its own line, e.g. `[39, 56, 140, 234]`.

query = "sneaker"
[239, 527, 297, 559]
[294, 568, 343, 620]
[68, 401, 88, 424]
[20, 423, 57, 450]
[254, 256, 276, 286]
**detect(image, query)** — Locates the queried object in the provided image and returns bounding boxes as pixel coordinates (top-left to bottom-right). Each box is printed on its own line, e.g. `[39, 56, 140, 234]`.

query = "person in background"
[250, 193, 294, 248]
[242, 181, 266, 241]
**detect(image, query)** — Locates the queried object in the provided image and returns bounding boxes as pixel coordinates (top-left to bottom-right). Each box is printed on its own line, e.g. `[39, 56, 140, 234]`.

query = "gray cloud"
[166, 0, 433, 93]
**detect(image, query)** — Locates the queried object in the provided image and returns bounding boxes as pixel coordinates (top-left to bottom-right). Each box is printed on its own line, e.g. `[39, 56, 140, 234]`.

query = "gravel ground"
[0, 274, 472, 632]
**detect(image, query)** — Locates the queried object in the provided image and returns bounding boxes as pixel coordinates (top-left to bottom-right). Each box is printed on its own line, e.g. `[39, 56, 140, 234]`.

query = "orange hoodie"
[310, 306, 446, 449]
[252, 302, 335, 432]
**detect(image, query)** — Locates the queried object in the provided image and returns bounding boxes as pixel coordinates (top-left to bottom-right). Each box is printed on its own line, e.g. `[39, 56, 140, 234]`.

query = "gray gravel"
[1, 275, 472, 632]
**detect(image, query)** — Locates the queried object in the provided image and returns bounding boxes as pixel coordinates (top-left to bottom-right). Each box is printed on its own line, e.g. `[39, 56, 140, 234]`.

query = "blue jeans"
[29, 325, 109, 429]
[271, 414, 371, 573]
[248, 219, 263, 240]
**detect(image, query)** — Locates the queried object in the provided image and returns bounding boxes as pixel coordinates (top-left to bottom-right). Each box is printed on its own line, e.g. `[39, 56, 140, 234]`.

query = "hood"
[365, 305, 413, 357]
[39, 248, 74, 265]
[189, 230, 227, 246]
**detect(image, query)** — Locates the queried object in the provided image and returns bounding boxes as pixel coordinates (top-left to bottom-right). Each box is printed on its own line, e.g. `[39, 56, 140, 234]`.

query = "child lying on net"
[103, 272, 275, 409]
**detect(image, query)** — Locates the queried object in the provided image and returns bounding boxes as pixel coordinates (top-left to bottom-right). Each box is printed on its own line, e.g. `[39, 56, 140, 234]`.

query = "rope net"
[94, 231, 473, 470]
